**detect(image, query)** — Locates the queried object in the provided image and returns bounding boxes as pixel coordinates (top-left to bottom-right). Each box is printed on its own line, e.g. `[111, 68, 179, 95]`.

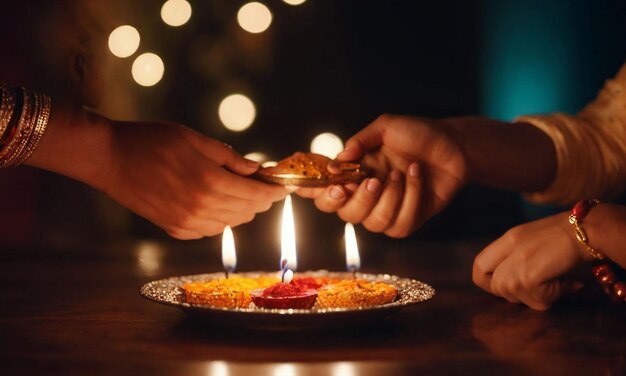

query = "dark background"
[1, 0, 625, 265]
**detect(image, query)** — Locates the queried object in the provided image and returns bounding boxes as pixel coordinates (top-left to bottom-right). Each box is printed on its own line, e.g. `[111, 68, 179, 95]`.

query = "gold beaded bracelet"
[568, 199, 605, 260]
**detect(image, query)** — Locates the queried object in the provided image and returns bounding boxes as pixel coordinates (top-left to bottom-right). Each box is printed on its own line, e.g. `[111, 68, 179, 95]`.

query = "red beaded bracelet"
[570, 199, 626, 304]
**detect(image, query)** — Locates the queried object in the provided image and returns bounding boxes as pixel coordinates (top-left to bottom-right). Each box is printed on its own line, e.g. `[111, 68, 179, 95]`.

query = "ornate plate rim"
[140, 270, 435, 316]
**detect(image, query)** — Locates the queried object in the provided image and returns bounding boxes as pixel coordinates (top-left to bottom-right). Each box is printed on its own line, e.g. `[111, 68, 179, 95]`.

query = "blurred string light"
[207, 361, 230, 376]
[161, 0, 192, 27]
[132, 53, 165, 87]
[310, 132, 344, 158]
[218, 94, 256, 131]
[244, 152, 269, 163]
[108, 25, 140, 58]
[331, 362, 357, 376]
[283, 0, 307, 5]
[237, 2, 273, 34]
[272, 364, 297, 376]
[134, 241, 164, 276]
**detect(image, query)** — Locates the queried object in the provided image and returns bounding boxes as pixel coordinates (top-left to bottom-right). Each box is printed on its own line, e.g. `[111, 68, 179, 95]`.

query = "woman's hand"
[297, 114, 468, 237]
[472, 212, 589, 310]
[103, 120, 287, 239]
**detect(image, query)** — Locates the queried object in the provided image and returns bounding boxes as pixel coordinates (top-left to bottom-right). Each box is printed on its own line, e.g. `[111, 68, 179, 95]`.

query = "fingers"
[311, 185, 348, 213]
[188, 134, 260, 176]
[335, 178, 383, 223]
[336, 116, 387, 161]
[472, 236, 514, 294]
[362, 170, 404, 232]
[210, 168, 288, 203]
[294, 187, 326, 199]
[385, 162, 422, 238]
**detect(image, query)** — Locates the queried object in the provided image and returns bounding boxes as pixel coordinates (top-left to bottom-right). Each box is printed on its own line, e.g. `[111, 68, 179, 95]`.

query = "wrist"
[578, 203, 626, 268]
[439, 116, 556, 191]
[25, 102, 115, 191]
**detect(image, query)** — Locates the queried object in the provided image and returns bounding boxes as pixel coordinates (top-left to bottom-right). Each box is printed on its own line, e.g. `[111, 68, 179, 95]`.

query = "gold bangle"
[569, 199, 605, 260]
[3, 88, 38, 167]
[0, 81, 16, 138]
[18, 91, 50, 164]
[0, 87, 52, 168]
[0, 87, 31, 165]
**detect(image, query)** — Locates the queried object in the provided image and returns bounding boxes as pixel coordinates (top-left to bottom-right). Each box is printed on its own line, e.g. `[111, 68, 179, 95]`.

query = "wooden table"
[1, 234, 625, 375]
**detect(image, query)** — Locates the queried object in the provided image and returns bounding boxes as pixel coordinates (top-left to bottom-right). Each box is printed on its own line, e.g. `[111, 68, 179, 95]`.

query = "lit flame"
[281, 195, 297, 271]
[222, 225, 236, 273]
[344, 223, 361, 272]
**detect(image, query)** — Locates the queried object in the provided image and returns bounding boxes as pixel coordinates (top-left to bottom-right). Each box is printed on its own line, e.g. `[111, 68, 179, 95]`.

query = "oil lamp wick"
[224, 266, 234, 279]
[349, 265, 357, 280]
[281, 259, 289, 283]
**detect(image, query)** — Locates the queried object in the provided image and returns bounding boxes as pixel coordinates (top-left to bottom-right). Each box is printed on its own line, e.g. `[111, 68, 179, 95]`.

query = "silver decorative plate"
[140, 271, 435, 330]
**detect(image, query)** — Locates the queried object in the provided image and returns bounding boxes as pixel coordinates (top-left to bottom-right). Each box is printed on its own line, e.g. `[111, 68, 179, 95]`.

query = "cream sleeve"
[517, 62, 626, 205]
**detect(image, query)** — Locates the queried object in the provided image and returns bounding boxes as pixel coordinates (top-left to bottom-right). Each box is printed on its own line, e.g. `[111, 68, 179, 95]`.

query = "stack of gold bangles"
[0, 80, 51, 168]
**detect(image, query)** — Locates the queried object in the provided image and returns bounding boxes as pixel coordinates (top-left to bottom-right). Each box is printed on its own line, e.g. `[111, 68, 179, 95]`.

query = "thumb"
[203, 139, 259, 175]
[336, 118, 386, 161]
[179, 127, 259, 175]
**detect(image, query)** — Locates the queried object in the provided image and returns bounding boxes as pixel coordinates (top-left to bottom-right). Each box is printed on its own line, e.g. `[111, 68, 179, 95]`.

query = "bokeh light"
[132, 53, 165, 87]
[161, 0, 192, 27]
[218, 94, 256, 132]
[237, 2, 272, 34]
[244, 152, 269, 163]
[108, 25, 140, 58]
[310, 132, 344, 158]
[283, 0, 307, 5]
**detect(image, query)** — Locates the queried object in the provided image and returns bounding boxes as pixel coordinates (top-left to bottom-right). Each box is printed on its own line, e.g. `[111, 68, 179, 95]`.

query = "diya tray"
[140, 270, 435, 331]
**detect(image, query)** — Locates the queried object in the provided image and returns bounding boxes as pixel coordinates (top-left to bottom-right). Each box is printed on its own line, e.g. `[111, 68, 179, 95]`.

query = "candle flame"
[281, 195, 298, 271]
[222, 225, 236, 272]
[344, 223, 361, 271]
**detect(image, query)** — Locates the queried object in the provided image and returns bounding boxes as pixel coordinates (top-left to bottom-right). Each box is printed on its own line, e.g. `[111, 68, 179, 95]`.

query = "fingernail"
[408, 163, 419, 178]
[329, 185, 345, 200]
[337, 147, 351, 157]
[245, 159, 259, 168]
[366, 178, 381, 193]
[390, 170, 402, 182]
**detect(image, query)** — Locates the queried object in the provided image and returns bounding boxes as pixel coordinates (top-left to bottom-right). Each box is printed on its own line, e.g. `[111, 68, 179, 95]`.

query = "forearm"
[24, 102, 115, 192]
[441, 116, 556, 192]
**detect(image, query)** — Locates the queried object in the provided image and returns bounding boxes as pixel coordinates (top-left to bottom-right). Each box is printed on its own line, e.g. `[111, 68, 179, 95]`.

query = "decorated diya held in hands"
[255, 152, 367, 187]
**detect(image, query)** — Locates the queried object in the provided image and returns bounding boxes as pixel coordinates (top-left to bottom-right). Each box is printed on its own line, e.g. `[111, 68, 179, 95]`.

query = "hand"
[103, 120, 287, 239]
[298, 114, 468, 237]
[472, 212, 588, 310]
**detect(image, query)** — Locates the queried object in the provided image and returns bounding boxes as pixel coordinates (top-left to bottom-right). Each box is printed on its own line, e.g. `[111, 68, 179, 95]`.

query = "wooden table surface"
[1, 234, 625, 376]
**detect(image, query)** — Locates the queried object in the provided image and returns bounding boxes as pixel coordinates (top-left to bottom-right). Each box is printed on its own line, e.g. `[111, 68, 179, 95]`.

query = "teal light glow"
[481, 0, 579, 120]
